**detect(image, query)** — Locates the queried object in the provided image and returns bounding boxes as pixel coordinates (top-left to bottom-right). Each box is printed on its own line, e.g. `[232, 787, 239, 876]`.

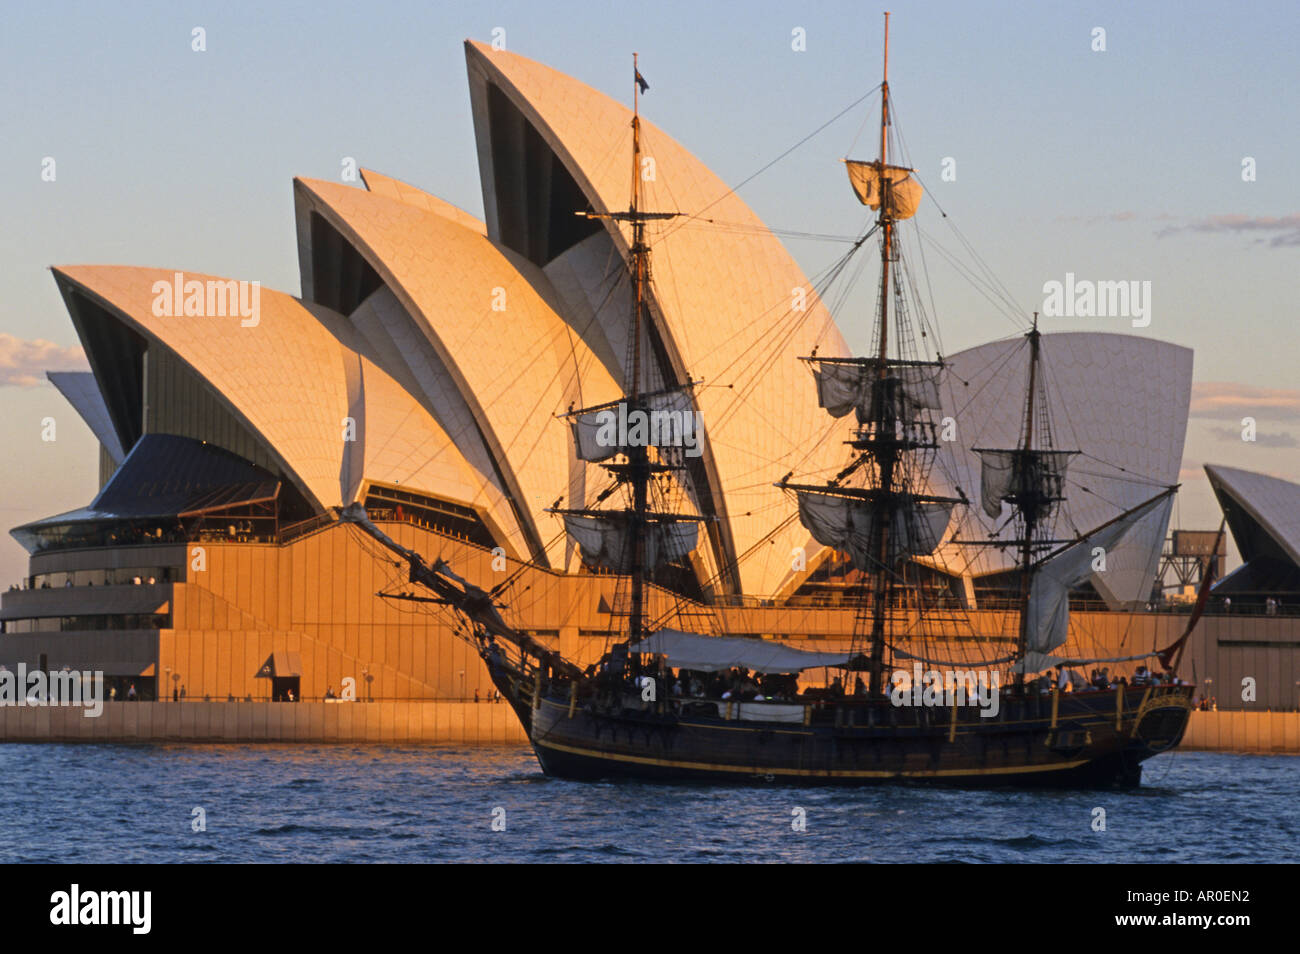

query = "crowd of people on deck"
[555, 639, 1199, 706]
[664, 666, 801, 703]
[1040, 663, 1187, 695]
[592, 652, 804, 703]
[593, 652, 1196, 703]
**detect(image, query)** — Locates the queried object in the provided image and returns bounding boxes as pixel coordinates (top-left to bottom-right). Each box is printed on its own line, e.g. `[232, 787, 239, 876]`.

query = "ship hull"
[510, 676, 1192, 789]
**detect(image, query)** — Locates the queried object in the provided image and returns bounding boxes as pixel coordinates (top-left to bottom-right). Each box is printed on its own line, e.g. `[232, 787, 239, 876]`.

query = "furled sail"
[809, 360, 941, 424]
[795, 489, 955, 569]
[845, 160, 923, 220]
[976, 449, 1076, 520]
[1017, 493, 1171, 673]
[563, 512, 699, 572]
[570, 390, 698, 463]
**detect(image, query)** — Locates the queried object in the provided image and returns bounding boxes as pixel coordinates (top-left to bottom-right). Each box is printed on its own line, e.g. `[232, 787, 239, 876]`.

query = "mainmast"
[781, 12, 958, 697]
[865, 10, 896, 697]
[876, 11, 891, 367]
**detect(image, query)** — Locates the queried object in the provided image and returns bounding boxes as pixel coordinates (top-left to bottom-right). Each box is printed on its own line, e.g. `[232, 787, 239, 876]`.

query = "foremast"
[781, 12, 959, 696]
[552, 55, 704, 648]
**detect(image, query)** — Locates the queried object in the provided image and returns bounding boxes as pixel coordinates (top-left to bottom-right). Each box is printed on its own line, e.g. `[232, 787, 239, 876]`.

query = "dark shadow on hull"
[532, 740, 1148, 790]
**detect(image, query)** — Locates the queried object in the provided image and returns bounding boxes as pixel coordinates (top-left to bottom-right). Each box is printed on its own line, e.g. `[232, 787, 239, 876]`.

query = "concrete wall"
[1180, 614, 1300, 713]
[0, 701, 527, 744]
[1180, 710, 1300, 754]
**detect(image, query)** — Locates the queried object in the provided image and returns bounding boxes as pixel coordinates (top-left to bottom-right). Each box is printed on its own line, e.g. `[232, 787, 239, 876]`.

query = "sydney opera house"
[8, 41, 1290, 708]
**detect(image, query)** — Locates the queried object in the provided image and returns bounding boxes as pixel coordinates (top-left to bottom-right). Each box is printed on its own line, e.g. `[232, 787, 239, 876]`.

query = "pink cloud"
[0, 333, 87, 387]
[1157, 213, 1300, 247]
[1190, 381, 1300, 420]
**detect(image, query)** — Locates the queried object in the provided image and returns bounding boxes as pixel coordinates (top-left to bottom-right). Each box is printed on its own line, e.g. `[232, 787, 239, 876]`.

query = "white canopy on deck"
[633, 629, 858, 674]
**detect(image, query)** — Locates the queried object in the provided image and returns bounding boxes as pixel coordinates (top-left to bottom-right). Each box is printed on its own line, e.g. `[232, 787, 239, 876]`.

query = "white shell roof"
[359, 167, 488, 235]
[1204, 464, 1300, 566]
[935, 332, 1193, 606]
[50, 266, 499, 529]
[48, 370, 125, 464]
[465, 40, 853, 596]
[293, 177, 623, 567]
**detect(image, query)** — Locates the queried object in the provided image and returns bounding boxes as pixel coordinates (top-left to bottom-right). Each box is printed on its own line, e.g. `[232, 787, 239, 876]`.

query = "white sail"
[809, 360, 941, 423]
[570, 390, 698, 463]
[976, 449, 1075, 519]
[976, 449, 1016, 519]
[1019, 494, 1170, 672]
[846, 160, 923, 220]
[563, 512, 699, 572]
[795, 489, 954, 569]
[810, 361, 860, 418]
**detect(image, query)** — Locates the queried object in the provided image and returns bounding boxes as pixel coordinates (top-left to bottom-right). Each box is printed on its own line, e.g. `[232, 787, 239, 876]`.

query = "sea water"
[0, 745, 1293, 863]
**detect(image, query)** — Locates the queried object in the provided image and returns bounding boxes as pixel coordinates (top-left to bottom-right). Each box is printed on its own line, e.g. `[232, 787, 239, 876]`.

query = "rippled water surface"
[0, 745, 1294, 862]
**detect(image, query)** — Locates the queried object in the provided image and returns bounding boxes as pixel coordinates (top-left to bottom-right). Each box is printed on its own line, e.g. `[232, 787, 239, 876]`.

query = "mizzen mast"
[971, 312, 1079, 684]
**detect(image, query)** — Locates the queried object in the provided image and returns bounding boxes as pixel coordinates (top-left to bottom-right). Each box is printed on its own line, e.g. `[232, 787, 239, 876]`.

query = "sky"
[1, 0, 1297, 584]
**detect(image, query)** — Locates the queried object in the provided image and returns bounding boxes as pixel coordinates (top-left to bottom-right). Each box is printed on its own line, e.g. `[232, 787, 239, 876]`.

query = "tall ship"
[344, 17, 1203, 787]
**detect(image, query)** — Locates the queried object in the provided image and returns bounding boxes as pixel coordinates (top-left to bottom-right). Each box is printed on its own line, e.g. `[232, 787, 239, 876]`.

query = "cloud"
[1208, 425, 1298, 448]
[1190, 381, 1300, 421]
[1054, 211, 1139, 225]
[0, 333, 87, 387]
[1157, 213, 1300, 247]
